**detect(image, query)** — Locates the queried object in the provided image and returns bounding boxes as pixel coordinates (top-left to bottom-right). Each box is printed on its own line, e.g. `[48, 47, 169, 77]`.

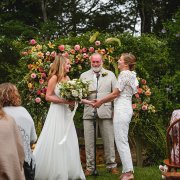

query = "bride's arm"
[45, 75, 73, 105]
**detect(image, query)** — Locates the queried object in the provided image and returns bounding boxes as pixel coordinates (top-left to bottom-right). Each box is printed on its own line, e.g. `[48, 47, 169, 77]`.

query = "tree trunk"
[71, 0, 77, 35]
[136, 0, 152, 34]
[135, 133, 143, 167]
[41, 0, 48, 22]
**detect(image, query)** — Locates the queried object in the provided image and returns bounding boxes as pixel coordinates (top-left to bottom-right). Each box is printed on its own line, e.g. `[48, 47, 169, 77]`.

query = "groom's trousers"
[83, 118, 117, 171]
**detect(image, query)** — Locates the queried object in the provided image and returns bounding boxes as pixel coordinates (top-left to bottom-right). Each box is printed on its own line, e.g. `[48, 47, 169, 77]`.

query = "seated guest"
[0, 94, 25, 180]
[159, 109, 180, 175]
[0, 83, 37, 180]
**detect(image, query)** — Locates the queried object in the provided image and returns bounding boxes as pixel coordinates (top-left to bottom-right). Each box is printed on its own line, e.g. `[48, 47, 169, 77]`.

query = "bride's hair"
[121, 53, 136, 71]
[48, 54, 68, 82]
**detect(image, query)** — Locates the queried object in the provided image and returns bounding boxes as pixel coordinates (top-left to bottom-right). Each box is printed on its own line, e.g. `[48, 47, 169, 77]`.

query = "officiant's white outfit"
[33, 84, 85, 180]
[114, 70, 137, 173]
[80, 68, 118, 171]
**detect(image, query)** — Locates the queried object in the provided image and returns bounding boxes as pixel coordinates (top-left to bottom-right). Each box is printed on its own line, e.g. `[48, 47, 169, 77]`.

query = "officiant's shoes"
[108, 167, 119, 174]
[84, 169, 92, 176]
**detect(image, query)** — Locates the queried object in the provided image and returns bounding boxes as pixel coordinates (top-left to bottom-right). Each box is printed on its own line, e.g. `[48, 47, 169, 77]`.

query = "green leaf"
[104, 37, 121, 46]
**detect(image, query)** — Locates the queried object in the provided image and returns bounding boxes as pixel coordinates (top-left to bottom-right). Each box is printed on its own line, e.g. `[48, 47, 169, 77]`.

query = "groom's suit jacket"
[80, 68, 117, 120]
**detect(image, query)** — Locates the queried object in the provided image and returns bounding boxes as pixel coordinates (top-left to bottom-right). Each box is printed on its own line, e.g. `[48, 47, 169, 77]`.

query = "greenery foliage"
[11, 31, 178, 164]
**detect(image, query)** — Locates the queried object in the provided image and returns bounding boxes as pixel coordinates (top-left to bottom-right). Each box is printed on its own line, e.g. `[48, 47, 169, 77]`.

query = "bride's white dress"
[33, 84, 85, 180]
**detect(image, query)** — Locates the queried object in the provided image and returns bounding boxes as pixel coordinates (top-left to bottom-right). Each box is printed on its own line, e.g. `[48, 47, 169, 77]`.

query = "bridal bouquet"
[59, 79, 90, 101]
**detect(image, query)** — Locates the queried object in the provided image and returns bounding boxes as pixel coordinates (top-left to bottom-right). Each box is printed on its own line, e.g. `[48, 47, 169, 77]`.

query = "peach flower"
[145, 91, 151, 96]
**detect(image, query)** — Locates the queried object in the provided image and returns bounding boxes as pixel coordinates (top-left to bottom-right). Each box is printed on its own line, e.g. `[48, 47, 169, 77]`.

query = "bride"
[33, 54, 85, 180]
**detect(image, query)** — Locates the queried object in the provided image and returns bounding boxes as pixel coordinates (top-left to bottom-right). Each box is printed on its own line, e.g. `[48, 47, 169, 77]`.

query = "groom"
[80, 53, 119, 176]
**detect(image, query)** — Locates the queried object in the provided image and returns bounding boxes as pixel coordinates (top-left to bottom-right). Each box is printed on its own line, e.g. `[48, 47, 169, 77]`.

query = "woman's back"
[0, 115, 25, 180]
[3, 106, 37, 168]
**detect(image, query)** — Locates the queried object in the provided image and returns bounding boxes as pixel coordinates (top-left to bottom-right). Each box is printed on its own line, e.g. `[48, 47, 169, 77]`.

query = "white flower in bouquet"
[72, 90, 79, 97]
[59, 78, 90, 101]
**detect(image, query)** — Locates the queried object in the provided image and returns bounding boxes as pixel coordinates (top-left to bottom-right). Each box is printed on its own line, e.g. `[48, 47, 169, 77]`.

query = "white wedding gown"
[33, 84, 85, 180]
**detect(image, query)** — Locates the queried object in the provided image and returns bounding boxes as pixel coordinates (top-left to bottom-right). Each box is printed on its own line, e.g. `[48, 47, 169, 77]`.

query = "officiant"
[80, 53, 119, 176]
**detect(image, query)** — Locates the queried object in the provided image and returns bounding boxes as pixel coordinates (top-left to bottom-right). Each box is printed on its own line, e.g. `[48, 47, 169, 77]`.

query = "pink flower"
[89, 47, 94, 53]
[41, 73, 46, 78]
[41, 88, 47, 93]
[46, 51, 50, 56]
[62, 52, 69, 58]
[74, 44, 80, 51]
[31, 73, 37, 79]
[132, 104, 137, 109]
[141, 79, 147, 85]
[35, 97, 41, 103]
[38, 67, 44, 72]
[39, 79, 44, 84]
[82, 47, 87, 53]
[29, 39, 37, 45]
[36, 90, 41, 95]
[75, 59, 79, 63]
[83, 53, 89, 59]
[138, 88, 143, 94]
[135, 93, 140, 98]
[95, 41, 101, 46]
[142, 105, 148, 111]
[51, 51, 56, 57]
[58, 45, 65, 52]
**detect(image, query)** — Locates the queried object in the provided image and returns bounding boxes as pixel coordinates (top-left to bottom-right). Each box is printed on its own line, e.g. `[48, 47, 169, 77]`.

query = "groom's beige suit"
[80, 67, 118, 171]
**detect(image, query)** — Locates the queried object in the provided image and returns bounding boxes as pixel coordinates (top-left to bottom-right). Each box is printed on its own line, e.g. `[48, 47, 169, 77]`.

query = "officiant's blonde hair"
[121, 53, 136, 71]
[48, 54, 68, 82]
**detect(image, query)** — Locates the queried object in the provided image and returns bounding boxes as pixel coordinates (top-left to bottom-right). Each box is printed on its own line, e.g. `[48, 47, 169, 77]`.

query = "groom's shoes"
[108, 167, 119, 174]
[84, 169, 92, 176]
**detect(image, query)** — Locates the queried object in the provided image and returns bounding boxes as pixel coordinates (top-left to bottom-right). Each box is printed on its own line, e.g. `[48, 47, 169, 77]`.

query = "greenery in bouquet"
[132, 77, 156, 124]
[59, 79, 90, 101]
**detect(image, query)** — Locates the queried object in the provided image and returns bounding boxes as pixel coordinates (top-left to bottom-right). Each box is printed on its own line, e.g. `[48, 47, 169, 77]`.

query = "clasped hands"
[81, 99, 102, 108]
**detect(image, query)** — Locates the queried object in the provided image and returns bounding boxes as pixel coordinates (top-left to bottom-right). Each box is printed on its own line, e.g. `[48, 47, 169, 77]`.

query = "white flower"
[69, 79, 77, 85]
[72, 90, 79, 97]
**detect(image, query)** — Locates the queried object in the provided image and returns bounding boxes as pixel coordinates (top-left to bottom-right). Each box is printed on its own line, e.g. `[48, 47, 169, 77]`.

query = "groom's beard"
[91, 65, 102, 73]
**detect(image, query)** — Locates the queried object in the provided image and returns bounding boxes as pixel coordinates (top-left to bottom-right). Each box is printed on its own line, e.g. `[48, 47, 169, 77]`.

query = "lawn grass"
[86, 165, 162, 180]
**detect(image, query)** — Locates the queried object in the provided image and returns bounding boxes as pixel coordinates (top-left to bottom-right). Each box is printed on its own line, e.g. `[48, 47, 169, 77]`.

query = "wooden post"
[135, 134, 143, 167]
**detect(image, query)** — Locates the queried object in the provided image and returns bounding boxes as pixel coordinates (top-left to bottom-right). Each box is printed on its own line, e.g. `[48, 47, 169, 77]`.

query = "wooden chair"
[162, 118, 180, 179]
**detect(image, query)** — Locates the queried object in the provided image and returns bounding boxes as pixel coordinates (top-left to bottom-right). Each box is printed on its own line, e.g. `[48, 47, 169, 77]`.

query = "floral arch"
[18, 32, 155, 133]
